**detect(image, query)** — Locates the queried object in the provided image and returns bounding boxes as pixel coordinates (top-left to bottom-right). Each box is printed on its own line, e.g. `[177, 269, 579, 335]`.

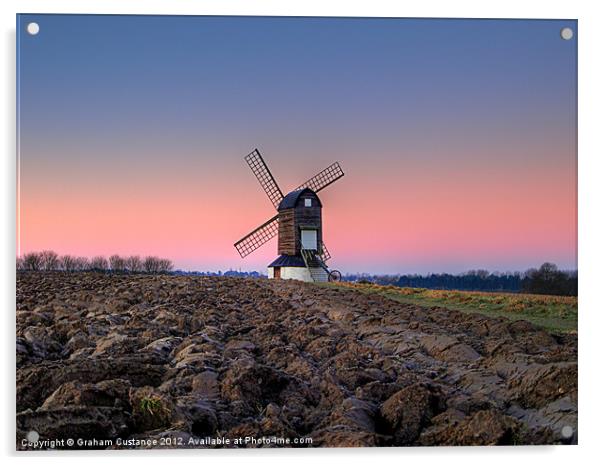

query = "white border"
[2, 1, 600, 464]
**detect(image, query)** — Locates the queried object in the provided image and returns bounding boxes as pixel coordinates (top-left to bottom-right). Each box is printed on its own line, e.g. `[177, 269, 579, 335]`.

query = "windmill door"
[301, 229, 318, 250]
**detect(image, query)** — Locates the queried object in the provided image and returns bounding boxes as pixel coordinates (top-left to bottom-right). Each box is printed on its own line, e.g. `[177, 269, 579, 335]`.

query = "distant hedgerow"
[16, 251, 173, 274]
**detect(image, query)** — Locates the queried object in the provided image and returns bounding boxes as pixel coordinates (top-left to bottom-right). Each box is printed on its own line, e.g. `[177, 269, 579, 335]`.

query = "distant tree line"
[345, 263, 577, 296]
[522, 262, 577, 296]
[17, 250, 173, 274]
[173, 270, 265, 278]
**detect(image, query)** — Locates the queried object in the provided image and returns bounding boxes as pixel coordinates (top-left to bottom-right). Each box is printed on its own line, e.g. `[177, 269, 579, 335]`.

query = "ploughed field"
[16, 272, 577, 449]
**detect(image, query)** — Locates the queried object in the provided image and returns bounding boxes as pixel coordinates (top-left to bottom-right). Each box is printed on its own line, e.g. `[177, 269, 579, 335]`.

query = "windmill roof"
[268, 255, 306, 268]
[278, 188, 321, 211]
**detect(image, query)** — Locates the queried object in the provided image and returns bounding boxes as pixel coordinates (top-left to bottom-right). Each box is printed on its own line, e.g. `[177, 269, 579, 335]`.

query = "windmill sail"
[296, 162, 344, 193]
[234, 215, 279, 258]
[319, 241, 332, 262]
[244, 149, 284, 209]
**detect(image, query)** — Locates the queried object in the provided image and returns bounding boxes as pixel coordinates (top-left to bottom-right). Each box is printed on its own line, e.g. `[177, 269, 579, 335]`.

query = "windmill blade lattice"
[234, 215, 279, 258]
[319, 241, 332, 262]
[244, 149, 284, 209]
[296, 162, 344, 193]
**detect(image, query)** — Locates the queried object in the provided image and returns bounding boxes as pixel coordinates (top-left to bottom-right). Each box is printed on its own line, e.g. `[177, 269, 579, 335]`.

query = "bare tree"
[75, 256, 90, 271]
[39, 250, 60, 271]
[126, 255, 142, 273]
[158, 258, 173, 273]
[143, 256, 161, 274]
[22, 252, 42, 271]
[16, 257, 24, 271]
[109, 254, 126, 272]
[90, 256, 108, 272]
[60, 255, 78, 272]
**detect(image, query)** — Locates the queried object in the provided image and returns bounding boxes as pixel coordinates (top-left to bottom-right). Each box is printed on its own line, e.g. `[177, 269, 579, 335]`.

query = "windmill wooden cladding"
[278, 209, 296, 255]
[278, 191, 322, 256]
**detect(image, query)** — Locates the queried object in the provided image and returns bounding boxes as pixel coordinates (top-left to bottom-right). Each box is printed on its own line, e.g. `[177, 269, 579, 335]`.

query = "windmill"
[234, 149, 344, 282]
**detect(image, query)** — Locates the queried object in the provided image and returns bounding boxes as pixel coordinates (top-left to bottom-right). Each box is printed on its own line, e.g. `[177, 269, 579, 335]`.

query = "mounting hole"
[561, 425, 574, 438]
[560, 27, 573, 40]
[26, 22, 40, 35]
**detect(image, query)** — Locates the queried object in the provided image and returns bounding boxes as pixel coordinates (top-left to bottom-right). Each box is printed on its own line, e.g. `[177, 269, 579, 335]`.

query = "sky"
[17, 15, 577, 274]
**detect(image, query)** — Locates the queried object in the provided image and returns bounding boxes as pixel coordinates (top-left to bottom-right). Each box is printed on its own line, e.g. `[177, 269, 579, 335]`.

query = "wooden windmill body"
[234, 149, 344, 282]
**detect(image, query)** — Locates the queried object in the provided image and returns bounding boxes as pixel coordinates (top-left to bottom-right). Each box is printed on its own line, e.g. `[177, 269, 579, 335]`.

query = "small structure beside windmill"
[234, 149, 344, 282]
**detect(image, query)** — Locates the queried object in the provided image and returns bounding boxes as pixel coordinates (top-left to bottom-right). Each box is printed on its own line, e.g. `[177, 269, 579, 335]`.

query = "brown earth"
[16, 272, 577, 449]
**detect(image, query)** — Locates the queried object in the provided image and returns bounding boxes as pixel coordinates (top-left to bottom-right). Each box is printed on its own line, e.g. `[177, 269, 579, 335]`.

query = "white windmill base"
[267, 266, 328, 283]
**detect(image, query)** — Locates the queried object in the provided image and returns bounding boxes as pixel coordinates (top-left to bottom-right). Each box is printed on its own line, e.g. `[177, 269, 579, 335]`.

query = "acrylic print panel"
[16, 15, 577, 450]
